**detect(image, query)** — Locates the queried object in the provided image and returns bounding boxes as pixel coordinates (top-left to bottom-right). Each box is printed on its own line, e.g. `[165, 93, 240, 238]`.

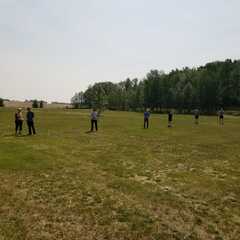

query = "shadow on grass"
[85, 130, 99, 134]
[85, 130, 93, 134]
[2, 133, 33, 138]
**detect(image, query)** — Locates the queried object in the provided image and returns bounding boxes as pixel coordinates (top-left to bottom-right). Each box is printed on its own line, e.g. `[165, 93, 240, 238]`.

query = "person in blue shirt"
[26, 107, 36, 135]
[144, 109, 150, 129]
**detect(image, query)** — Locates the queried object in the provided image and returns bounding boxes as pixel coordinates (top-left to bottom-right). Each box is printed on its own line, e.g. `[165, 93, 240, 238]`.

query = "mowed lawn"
[0, 108, 239, 240]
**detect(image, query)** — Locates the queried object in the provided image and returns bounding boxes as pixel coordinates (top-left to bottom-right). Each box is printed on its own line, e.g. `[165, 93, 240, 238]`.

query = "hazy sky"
[1, 0, 240, 102]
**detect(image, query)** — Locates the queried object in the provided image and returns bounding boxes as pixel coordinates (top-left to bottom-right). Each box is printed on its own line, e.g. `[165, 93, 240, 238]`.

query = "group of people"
[13, 107, 225, 135]
[143, 108, 225, 129]
[14, 107, 99, 135]
[143, 109, 179, 129]
[15, 108, 36, 135]
[143, 109, 176, 128]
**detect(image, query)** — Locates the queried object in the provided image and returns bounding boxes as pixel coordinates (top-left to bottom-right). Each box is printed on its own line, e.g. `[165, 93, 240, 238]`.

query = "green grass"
[0, 108, 240, 240]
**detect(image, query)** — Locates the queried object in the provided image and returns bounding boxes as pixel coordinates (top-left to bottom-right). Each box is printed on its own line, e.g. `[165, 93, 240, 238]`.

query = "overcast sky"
[1, 0, 240, 103]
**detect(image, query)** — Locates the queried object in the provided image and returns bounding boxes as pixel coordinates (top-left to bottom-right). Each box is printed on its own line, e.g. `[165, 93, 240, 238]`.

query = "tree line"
[73, 59, 240, 113]
[0, 99, 45, 108]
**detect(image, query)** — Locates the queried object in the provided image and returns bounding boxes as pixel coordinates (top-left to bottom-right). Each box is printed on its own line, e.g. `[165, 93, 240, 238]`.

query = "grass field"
[0, 108, 239, 240]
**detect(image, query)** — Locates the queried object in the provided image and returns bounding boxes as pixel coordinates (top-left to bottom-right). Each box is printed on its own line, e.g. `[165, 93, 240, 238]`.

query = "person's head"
[27, 107, 31, 112]
[17, 108, 22, 113]
[93, 108, 96, 112]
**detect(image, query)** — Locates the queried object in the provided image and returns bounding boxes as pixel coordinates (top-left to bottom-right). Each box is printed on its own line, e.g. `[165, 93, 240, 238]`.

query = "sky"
[1, 0, 240, 103]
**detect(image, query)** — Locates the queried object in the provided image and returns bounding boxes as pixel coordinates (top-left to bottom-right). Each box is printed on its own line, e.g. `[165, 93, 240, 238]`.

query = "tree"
[71, 92, 85, 108]
[183, 82, 194, 112]
[39, 101, 44, 108]
[72, 59, 240, 113]
[0, 98, 4, 107]
[32, 100, 39, 108]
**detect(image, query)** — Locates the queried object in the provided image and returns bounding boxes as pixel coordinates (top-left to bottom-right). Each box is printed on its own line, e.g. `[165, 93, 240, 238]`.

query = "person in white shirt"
[90, 108, 98, 131]
[15, 108, 24, 135]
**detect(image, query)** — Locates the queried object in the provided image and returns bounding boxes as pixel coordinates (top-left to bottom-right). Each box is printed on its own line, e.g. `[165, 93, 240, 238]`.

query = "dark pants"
[91, 120, 98, 131]
[15, 120, 23, 134]
[144, 118, 149, 128]
[195, 115, 199, 124]
[27, 121, 36, 135]
[219, 115, 224, 125]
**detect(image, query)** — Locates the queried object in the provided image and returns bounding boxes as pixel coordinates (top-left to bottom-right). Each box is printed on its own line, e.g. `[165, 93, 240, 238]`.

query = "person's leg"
[91, 120, 94, 131]
[147, 118, 149, 128]
[168, 120, 172, 127]
[95, 120, 98, 131]
[15, 121, 19, 135]
[32, 121, 36, 134]
[27, 121, 32, 135]
[144, 119, 146, 128]
[19, 121, 23, 134]
[195, 116, 198, 124]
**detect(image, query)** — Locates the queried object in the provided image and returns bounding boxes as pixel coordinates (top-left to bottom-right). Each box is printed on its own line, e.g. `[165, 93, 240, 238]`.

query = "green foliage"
[75, 59, 240, 113]
[39, 101, 44, 108]
[0, 98, 4, 107]
[73, 103, 80, 109]
[32, 100, 39, 108]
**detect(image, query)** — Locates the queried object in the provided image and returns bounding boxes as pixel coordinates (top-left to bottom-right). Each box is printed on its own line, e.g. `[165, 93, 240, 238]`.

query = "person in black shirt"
[193, 109, 200, 124]
[168, 110, 173, 127]
[26, 107, 36, 135]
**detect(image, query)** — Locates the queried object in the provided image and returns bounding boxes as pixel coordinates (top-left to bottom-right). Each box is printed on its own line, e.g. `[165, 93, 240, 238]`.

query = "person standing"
[193, 108, 200, 124]
[218, 107, 224, 125]
[144, 109, 150, 129]
[168, 110, 173, 127]
[15, 108, 24, 135]
[90, 108, 98, 131]
[26, 107, 36, 135]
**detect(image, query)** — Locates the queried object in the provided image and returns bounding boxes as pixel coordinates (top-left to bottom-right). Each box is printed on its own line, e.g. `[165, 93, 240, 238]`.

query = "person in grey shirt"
[91, 108, 98, 131]
[218, 107, 224, 125]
